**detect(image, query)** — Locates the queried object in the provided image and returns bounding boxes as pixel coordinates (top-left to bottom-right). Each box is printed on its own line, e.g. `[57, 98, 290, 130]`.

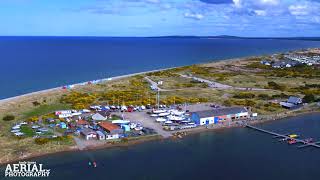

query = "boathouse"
[191, 107, 249, 126]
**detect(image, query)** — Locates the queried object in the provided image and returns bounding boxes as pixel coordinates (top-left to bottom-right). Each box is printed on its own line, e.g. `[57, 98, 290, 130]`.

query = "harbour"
[245, 124, 320, 148]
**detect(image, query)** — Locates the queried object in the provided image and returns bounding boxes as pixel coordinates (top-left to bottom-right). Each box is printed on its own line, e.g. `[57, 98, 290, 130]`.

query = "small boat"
[12, 125, 21, 130]
[167, 115, 185, 121]
[93, 162, 97, 168]
[135, 126, 143, 131]
[303, 138, 313, 144]
[164, 120, 173, 125]
[158, 112, 170, 117]
[153, 110, 167, 114]
[150, 114, 158, 117]
[14, 132, 24, 136]
[156, 117, 167, 122]
[32, 125, 40, 129]
[288, 134, 299, 138]
[130, 123, 137, 129]
[288, 139, 297, 144]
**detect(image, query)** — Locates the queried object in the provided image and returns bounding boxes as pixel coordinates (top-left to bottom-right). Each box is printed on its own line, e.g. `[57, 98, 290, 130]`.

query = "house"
[191, 107, 249, 126]
[96, 131, 105, 140]
[261, 60, 271, 66]
[98, 122, 124, 134]
[272, 62, 284, 68]
[280, 96, 303, 109]
[287, 96, 302, 104]
[55, 110, 72, 116]
[92, 111, 111, 121]
[58, 113, 73, 118]
[80, 128, 97, 140]
[76, 119, 89, 127]
[121, 124, 131, 132]
[59, 122, 67, 129]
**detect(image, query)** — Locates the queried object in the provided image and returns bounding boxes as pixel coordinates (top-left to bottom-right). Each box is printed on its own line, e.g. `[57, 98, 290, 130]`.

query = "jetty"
[245, 124, 320, 148]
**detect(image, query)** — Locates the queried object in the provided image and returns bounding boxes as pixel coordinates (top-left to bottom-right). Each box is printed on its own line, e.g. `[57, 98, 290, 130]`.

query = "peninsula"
[0, 48, 319, 164]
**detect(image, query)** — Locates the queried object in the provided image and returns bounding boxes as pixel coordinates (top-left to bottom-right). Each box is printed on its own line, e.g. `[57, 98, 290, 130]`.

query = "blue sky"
[0, 0, 319, 37]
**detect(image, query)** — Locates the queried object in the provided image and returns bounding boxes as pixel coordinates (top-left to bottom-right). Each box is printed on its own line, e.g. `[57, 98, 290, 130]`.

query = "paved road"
[179, 74, 268, 91]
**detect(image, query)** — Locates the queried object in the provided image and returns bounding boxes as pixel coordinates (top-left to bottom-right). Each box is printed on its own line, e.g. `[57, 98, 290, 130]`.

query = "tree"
[303, 94, 315, 103]
[2, 115, 15, 121]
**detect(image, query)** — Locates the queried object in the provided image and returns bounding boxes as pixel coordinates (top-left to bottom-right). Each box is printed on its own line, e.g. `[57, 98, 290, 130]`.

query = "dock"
[245, 124, 320, 148]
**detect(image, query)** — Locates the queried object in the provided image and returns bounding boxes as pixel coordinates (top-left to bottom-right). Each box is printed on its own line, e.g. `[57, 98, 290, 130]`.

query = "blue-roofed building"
[280, 96, 303, 109]
[60, 122, 67, 129]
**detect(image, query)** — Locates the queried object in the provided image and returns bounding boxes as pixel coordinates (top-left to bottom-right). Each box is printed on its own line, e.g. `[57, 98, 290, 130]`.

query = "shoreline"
[2, 110, 319, 166]
[0, 54, 261, 104]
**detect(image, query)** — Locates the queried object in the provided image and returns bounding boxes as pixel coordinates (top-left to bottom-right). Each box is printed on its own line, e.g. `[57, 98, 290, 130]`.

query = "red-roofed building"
[99, 122, 123, 135]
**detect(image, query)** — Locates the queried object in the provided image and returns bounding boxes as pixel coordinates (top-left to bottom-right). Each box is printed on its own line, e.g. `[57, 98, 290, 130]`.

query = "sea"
[1, 36, 320, 99]
[1, 113, 319, 180]
[0, 37, 320, 180]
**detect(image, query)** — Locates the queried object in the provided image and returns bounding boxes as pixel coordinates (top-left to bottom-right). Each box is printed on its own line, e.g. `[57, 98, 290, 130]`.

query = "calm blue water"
[0, 37, 320, 99]
[1, 113, 319, 180]
[1, 37, 320, 99]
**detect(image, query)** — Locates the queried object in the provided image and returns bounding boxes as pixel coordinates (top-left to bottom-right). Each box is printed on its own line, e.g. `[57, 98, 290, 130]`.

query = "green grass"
[20, 126, 36, 137]
[23, 103, 71, 118]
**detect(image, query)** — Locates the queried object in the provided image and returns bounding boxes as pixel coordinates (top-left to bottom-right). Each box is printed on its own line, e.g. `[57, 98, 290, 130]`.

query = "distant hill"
[147, 35, 320, 41]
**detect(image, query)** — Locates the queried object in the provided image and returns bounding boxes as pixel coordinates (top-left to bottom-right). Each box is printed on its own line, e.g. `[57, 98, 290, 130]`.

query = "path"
[144, 76, 172, 92]
[179, 74, 269, 91]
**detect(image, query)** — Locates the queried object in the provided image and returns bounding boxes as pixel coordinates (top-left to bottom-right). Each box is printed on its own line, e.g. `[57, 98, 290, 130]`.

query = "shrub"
[32, 101, 41, 106]
[303, 94, 316, 103]
[35, 138, 49, 145]
[233, 92, 256, 99]
[121, 138, 129, 143]
[267, 81, 286, 91]
[257, 94, 270, 100]
[2, 115, 15, 121]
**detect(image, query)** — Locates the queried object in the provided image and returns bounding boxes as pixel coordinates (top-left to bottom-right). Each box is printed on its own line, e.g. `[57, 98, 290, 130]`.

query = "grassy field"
[23, 103, 71, 119]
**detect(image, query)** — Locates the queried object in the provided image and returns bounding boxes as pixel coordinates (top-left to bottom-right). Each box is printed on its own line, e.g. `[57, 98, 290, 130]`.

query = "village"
[10, 93, 307, 148]
[261, 48, 320, 68]
[1, 48, 319, 163]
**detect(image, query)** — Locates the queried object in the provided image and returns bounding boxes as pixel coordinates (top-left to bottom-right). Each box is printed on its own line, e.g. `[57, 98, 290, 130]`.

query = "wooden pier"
[245, 124, 320, 148]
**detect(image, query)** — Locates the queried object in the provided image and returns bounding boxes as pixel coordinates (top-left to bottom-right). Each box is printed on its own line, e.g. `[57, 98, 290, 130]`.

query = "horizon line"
[0, 35, 320, 39]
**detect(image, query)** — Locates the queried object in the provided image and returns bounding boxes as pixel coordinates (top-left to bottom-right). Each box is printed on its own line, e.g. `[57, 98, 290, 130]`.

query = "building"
[76, 119, 89, 128]
[59, 122, 67, 129]
[92, 111, 111, 121]
[191, 107, 249, 126]
[280, 96, 303, 109]
[80, 128, 97, 140]
[98, 122, 124, 134]
[96, 131, 106, 140]
[105, 134, 120, 140]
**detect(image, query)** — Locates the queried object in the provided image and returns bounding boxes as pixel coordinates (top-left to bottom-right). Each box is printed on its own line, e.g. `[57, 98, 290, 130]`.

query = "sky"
[0, 0, 319, 37]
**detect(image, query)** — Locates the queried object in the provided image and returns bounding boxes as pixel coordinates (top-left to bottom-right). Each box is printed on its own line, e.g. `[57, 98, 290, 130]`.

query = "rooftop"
[80, 128, 96, 136]
[193, 107, 248, 118]
[99, 122, 120, 132]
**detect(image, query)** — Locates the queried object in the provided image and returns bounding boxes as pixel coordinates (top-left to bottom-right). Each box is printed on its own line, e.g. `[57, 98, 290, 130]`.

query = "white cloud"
[184, 12, 204, 20]
[254, 10, 266, 16]
[233, 0, 241, 8]
[259, 0, 279, 6]
[289, 4, 308, 16]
